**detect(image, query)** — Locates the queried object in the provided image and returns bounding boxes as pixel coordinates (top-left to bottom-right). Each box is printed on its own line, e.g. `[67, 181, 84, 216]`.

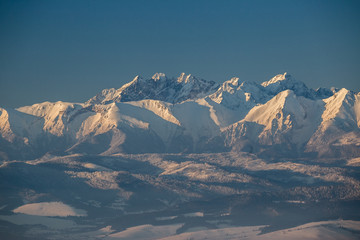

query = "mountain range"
[1, 72, 359, 161]
[1, 72, 360, 239]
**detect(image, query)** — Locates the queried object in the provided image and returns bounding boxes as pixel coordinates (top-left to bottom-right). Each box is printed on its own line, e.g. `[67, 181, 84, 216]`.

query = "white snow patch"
[100, 225, 115, 233]
[83, 162, 110, 171]
[160, 225, 265, 240]
[284, 200, 306, 204]
[247, 220, 360, 240]
[333, 132, 360, 146]
[156, 216, 177, 221]
[159, 220, 360, 240]
[159, 161, 252, 183]
[13, 201, 86, 217]
[355, 93, 360, 127]
[347, 157, 360, 166]
[106, 224, 182, 240]
[183, 212, 204, 217]
[261, 72, 289, 87]
[66, 171, 120, 190]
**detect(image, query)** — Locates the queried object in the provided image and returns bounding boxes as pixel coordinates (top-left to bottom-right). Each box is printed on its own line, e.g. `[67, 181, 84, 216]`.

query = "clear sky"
[1, 0, 360, 108]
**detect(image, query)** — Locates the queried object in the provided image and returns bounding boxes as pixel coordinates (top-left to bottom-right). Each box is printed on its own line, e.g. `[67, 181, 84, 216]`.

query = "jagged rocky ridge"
[1, 72, 359, 160]
[86, 72, 219, 105]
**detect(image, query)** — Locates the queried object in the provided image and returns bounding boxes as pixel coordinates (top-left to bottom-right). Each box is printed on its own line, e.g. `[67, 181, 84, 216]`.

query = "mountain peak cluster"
[1, 72, 359, 160]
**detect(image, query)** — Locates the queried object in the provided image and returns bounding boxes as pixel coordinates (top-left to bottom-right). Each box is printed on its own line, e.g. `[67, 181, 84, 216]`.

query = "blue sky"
[1, 0, 360, 107]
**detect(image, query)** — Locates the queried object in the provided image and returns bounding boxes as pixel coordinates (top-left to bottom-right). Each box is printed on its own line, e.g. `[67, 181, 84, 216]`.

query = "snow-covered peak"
[245, 89, 303, 124]
[261, 72, 291, 87]
[177, 73, 195, 84]
[321, 88, 356, 123]
[261, 72, 315, 98]
[209, 77, 269, 111]
[152, 73, 167, 81]
[86, 72, 219, 105]
[0, 107, 44, 145]
[219, 77, 241, 93]
[17, 101, 81, 118]
[228, 77, 240, 85]
[132, 75, 142, 82]
[16, 101, 88, 137]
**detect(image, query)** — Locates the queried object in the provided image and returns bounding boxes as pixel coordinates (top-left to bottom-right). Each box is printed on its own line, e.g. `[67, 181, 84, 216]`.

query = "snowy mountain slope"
[0, 107, 45, 160]
[221, 94, 319, 154]
[261, 72, 317, 99]
[171, 100, 220, 148]
[0, 72, 359, 160]
[17, 101, 91, 137]
[355, 92, 360, 126]
[0, 107, 42, 143]
[67, 101, 181, 155]
[12, 100, 182, 155]
[244, 90, 323, 146]
[157, 220, 360, 240]
[209, 77, 269, 111]
[306, 89, 360, 157]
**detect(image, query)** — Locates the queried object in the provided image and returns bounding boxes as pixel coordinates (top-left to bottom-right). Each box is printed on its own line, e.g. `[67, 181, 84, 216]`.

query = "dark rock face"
[87, 73, 219, 105]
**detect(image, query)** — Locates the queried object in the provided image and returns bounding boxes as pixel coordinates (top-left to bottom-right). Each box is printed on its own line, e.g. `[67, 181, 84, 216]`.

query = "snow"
[159, 160, 252, 183]
[25, 154, 111, 171]
[1, 72, 359, 159]
[353, 93, 360, 127]
[159, 225, 265, 240]
[156, 220, 360, 240]
[333, 132, 360, 146]
[261, 72, 314, 98]
[247, 220, 360, 240]
[152, 72, 167, 81]
[106, 224, 183, 240]
[347, 157, 360, 166]
[172, 100, 220, 144]
[177, 72, 194, 83]
[128, 100, 180, 126]
[241, 90, 291, 144]
[209, 77, 268, 111]
[156, 216, 177, 221]
[16, 101, 93, 139]
[86, 72, 219, 105]
[12, 202, 87, 217]
[113, 101, 181, 144]
[0, 107, 43, 143]
[321, 88, 350, 122]
[100, 225, 115, 233]
[1, 149, 360, 239]
[66, 171, 120, 190]
[261, 72, 289, 87]
[183, 212, 204, 217]
[305, 88, 360, 156]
